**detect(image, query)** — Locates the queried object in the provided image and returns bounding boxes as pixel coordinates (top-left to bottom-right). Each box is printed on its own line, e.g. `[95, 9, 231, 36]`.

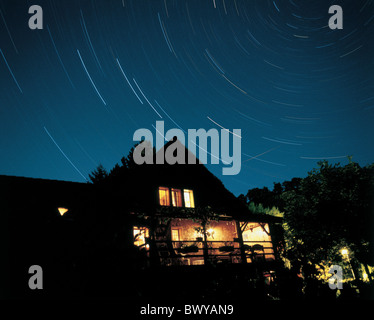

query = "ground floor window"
[240, 222, 275, 262]
[133, 226, 149, 248]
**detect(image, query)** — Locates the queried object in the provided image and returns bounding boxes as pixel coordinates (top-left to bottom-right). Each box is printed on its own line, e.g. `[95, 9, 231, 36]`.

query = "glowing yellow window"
[171, 188, 182, 207]
[171, 229, 180, 241]
[133, 227, 149, 247]
[159, 187, 170, 206]
[57, 207, 68, 216]
[183, 189, 195, 208]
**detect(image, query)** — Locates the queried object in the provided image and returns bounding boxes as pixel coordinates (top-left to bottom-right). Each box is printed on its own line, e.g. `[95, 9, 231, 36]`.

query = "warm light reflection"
[58, 207, 68, 216]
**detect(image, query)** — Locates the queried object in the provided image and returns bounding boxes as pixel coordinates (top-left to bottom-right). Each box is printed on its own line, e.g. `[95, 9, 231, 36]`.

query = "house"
[127, 139, 281, 269]
[0, 139, 282, 299]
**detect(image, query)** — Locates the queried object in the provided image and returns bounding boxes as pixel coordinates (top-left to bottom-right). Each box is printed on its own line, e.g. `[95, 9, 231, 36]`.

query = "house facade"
[133, 185, 277, 268]
[128, 139, 281, 270]
[0, 139, 282, 298]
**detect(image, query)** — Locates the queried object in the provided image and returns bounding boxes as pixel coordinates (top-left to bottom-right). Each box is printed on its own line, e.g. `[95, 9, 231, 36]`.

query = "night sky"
[0, 0, 373, 196]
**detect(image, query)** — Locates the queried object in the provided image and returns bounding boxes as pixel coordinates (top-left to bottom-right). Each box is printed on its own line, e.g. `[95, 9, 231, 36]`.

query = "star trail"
[0, 0, 373, 195]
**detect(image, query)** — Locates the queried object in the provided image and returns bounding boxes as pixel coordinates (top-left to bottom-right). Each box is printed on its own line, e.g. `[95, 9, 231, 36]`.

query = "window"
[159, 187, 195, 208]
[171, 229, 180, 241]
[133, 227, 149, 247]
[159, 187, 170, 206]
[57, 207, 68, 216]
[171, 188, 182, 207]
[183, 189, 195, 208]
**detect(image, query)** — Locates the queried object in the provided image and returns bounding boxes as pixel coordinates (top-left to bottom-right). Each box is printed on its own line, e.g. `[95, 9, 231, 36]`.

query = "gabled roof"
[118, 138, 276, 222]
[0, 139, 281, 224]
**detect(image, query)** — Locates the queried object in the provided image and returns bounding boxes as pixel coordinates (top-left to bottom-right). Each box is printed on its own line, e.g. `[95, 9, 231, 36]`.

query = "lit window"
[183, 189, 195, 208]
[159, 187, 170, 206]
[171, 188, 182, 207]
[171, 229, 180, 241]
[133, 227, 149, 247]
[58, 207, 68, 216]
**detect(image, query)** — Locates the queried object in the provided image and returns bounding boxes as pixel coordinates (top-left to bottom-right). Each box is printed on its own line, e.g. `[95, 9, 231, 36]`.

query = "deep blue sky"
[0, 0, 373, 196]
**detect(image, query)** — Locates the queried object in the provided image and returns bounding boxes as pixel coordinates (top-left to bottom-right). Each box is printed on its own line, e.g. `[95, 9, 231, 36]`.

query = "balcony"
[154, 239, 275, 267]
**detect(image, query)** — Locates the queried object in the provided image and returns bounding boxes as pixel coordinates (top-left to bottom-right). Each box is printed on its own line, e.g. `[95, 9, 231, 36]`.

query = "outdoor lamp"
[207, 228, 215, 238]
[58, 207, 68, 216]
[341, 248, 348, 256]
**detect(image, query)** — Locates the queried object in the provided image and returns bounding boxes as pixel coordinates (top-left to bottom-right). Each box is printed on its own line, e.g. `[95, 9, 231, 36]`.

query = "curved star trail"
[0, 0, 373, 195]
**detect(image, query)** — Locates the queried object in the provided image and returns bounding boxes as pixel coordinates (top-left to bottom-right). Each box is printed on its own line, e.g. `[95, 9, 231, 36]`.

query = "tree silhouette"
[88, 164, 108, 184]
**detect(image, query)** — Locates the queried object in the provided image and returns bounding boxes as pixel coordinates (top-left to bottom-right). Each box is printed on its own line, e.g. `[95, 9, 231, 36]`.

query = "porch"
[133, 217, 276, 267]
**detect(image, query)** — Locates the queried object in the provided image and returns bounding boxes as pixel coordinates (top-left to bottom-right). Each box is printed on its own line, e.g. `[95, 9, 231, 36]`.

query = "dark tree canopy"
[88, 164, 108, 184]
[243, 159, 374, 288]
[281, 161, 374, 268]
[240, 177, 302, 211]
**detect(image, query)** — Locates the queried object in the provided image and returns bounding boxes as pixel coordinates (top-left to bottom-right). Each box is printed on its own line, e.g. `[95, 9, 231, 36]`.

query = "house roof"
[0, 139, 281, 224]
[111, 138, 280, 223]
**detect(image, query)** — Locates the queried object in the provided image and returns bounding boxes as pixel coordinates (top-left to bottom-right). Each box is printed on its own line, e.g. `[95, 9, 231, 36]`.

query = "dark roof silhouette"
[0, 139, 279, 223]
[101, 137, 278, 222]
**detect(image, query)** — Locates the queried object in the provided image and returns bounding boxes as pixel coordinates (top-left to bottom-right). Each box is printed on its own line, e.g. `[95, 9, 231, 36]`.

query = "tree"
[88, 142, 146, 184]
[280, 160, 374, 293]
[88, 164, 108, 184]
[243, 179, 300, 210]
[246, 186, 273, 208]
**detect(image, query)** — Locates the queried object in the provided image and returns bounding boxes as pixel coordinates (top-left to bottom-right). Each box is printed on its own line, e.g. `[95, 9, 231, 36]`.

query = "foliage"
[88, 142, 149, 184]
[247, 202, 283, 218]
[280, 160, 373, 270]
[88, 164, 108, 184]
[240, 177, 302, 211]
[244, 159, 374, 289]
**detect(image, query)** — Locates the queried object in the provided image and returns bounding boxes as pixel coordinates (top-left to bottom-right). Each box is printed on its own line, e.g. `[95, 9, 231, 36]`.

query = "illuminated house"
[133, 188, 278, 267]
[129, 139, 281, 268]
[0, 139, 282, 298]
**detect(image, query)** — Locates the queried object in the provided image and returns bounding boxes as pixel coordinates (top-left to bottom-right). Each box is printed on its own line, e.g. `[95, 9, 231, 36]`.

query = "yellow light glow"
[58, 207, 68, 216]
[341, 248, 348, 256]
[171, 188, 182, 207]
[183, 189, 195, 208]
[133, 227, 149, 247]
[159, 187, 170, 206]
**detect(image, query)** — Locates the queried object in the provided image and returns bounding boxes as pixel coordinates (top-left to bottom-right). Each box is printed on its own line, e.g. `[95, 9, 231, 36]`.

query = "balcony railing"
[152, 240, 275, 266]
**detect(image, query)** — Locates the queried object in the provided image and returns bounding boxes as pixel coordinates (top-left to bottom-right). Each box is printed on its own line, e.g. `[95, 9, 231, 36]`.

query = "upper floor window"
[159, 187, 170, 206]
[183, 189, 195, 208]
[171, 188, 182, 207]
[158, 187, 195, 208]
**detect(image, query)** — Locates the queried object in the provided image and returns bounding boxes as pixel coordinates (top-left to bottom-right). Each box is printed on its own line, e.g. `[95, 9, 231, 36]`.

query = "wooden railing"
[151, 240, 275, 266]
